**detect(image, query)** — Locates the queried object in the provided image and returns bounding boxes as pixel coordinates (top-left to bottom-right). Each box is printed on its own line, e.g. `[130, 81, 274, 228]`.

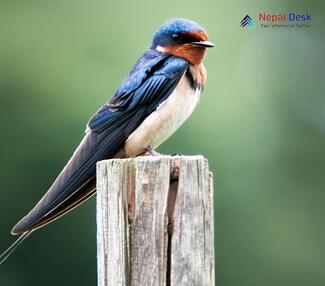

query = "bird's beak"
[191, 40, 215, 48]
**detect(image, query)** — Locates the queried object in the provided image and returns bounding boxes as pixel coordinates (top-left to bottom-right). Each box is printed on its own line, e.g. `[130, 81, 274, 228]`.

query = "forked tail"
[0, 231, 32, 265]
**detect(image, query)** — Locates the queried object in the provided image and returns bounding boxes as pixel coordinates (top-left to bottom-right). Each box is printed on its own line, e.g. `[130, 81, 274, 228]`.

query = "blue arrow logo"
[240, 15, 256, 27]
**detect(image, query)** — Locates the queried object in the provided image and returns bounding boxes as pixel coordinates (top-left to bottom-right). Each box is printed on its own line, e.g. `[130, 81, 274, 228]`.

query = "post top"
[96, 155, 206, 167]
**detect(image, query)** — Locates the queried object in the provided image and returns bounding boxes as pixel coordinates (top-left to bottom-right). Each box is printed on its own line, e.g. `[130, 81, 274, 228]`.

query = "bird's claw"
[144, 146, 161, 156]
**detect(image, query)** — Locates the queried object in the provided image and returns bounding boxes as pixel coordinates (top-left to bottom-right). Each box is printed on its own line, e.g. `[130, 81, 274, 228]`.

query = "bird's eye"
[171, 33, 181, 41]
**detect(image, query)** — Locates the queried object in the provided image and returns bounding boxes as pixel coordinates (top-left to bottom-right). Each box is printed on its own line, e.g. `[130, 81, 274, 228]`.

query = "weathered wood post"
[96, 155, 214, 286]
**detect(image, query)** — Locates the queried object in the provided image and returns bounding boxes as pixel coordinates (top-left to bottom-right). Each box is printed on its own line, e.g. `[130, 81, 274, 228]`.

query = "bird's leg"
[144, 146, 161, 156]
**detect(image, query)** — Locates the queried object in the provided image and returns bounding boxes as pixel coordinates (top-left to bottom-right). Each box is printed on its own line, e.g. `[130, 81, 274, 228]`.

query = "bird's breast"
[125, 67, 202, 157]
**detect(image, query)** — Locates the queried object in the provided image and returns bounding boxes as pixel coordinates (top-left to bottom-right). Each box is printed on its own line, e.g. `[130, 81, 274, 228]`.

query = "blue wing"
[88, 50, 188, 132]
[11, 50, 188, 234]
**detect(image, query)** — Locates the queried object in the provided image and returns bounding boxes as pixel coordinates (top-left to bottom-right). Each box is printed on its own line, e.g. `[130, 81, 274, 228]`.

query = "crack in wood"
[96, 156, 214, 286]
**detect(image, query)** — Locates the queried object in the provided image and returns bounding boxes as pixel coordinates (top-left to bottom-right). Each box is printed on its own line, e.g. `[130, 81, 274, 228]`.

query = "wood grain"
[170, 156, 214, 286]
[96, 156, 214, 286]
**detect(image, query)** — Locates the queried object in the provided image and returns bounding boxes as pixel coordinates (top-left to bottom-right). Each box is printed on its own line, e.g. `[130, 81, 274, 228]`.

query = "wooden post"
[96, 156, 214, 286]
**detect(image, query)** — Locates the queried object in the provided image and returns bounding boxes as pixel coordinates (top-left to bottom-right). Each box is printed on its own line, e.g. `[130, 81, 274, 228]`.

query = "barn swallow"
[0, 18, 214, 264]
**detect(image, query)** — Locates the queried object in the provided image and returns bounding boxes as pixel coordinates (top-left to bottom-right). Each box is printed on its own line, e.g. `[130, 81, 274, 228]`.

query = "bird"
[0, 18, 214, 264]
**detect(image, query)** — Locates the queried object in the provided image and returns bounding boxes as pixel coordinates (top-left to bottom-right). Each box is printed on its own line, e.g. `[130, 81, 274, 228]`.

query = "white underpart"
[125, 71, 201, 157]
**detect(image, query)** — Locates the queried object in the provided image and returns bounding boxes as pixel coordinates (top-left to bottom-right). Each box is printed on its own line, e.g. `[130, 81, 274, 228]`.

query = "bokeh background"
[1, 0, 324, 285]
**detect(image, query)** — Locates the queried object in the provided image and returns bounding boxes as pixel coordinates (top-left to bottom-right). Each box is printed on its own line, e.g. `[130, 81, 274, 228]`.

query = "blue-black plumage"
[0, 18, 214, 264]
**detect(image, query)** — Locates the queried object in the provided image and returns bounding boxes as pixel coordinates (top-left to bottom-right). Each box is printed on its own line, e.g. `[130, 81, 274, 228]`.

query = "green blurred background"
[1, 0, 324, 285]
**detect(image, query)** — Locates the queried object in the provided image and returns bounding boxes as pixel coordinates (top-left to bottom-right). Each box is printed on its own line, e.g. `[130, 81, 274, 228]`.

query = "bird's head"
[151, 18, 214, 65]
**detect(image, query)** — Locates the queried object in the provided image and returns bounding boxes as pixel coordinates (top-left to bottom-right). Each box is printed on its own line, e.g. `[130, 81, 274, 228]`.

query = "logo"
[259, 12, 311, 28]
[240, 15, 256, 27]
[240, 12, 312, 29]
[259, 12, 311, 22]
